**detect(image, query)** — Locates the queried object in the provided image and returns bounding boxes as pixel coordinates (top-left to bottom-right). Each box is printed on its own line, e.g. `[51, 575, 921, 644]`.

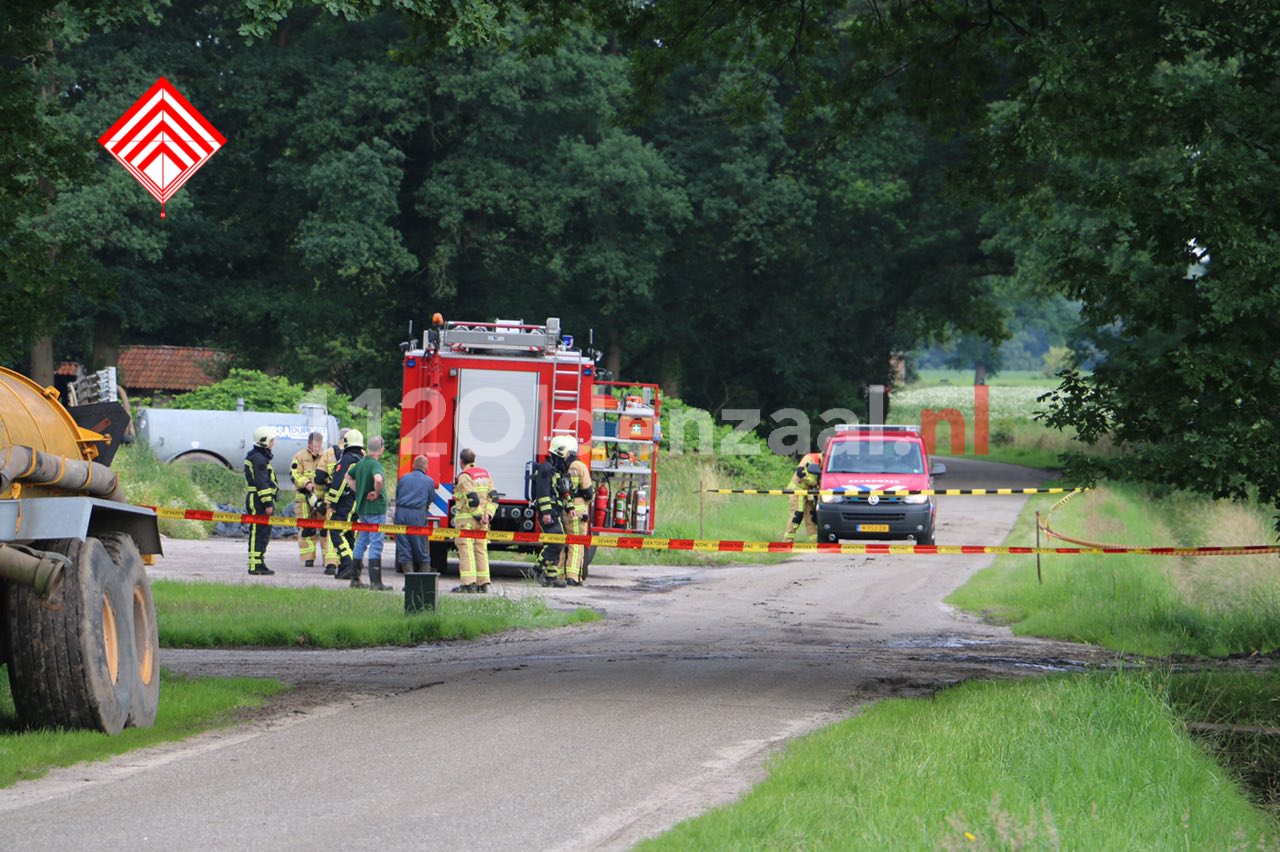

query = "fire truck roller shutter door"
[455, 369, 541, 503]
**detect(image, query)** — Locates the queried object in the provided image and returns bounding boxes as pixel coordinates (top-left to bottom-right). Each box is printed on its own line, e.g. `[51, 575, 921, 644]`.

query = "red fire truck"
[397, 316, 661, 572]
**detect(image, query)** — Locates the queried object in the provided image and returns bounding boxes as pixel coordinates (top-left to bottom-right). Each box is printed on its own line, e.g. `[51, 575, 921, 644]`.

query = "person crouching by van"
[784, 452, 822, 543]
[394, 455, 435, 574]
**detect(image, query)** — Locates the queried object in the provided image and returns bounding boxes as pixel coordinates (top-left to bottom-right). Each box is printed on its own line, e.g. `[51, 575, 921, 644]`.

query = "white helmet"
[549, 435, 578, 458]
[252, 426, 275, 448]
[342, 429, 365, 449]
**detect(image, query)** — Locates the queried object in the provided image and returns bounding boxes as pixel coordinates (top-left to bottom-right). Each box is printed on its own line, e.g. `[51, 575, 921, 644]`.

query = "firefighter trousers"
[455, 515, 490, 585]
[328, 502, 355, 564]
[562, 503, 587, 582]
[247, 494, 272, 571]
[537, 513, 565, 579]
[295, 496, 317, 562]
[784, 494, 818, 542]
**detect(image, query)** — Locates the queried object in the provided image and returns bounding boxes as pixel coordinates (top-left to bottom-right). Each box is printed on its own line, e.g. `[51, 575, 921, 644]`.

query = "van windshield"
[826, 440, 924, 475]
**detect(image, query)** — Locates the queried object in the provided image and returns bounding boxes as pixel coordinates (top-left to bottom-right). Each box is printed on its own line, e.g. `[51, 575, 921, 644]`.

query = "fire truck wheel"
[429, 541, 450, 574]
[4, 537, 135, 734]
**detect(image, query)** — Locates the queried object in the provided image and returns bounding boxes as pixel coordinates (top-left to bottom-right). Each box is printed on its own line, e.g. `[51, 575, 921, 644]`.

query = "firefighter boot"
[367, 559, 391, 591]
[396, 562, 410, 574]
[335, 557, 354, 581]
[349, 560, 367, 589]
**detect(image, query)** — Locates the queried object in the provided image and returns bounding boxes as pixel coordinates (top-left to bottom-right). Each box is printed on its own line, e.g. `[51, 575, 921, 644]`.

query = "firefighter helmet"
[549, 435, 578, 458]
[253, 426, 275, 448]
[342, 429, 365, 449]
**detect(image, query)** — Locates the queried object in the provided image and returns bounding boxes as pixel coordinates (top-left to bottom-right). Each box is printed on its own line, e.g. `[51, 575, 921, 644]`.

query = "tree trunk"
[92, 313, 122, 369]
[974, 362, 987, 386]
[605, 319, 621, 379]
[659, 345, 681, 399]
[30, 337, 55, 387]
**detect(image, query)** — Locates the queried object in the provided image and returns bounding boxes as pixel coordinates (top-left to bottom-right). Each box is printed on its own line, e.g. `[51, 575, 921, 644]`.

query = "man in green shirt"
[350, 435, 391, 590]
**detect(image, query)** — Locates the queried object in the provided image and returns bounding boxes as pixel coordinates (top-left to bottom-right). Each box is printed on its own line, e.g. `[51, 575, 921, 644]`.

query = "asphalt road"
[0, 457, 1111, 850]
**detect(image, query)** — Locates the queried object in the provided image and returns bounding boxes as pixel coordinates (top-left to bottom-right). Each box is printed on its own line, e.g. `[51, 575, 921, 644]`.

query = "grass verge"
[642, 672, 1278, 849]
[114, 444, 214, 539]
[154, 580, 600, 647]
[601, 454, 791, 566]
[946, 484, 1280, 657]
[0, 667, 287, 788]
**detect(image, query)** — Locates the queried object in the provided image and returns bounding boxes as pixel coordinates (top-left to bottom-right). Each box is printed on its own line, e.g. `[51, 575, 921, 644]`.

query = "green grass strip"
[0, 668, 287, 788]
[641, 673, 1278, 849]
[153, 580, 600, 648]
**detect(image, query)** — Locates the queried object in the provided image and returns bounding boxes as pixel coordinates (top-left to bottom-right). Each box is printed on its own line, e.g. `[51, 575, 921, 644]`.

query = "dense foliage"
[3, 1, 995, 431]
[3, 0, 1278, 521]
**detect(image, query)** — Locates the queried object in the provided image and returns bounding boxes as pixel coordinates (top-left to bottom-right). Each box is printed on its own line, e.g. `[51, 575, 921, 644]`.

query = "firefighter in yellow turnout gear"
[314, 432, 346, 575]
[452, 448, 496, 593]
[290, 432, 326, 567]
[784, 452, 822, 542]
[562, 451, 593, 585]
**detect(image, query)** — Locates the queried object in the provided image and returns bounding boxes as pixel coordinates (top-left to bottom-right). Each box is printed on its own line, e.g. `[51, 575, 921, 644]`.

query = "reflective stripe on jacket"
[244, 446, 278, 506]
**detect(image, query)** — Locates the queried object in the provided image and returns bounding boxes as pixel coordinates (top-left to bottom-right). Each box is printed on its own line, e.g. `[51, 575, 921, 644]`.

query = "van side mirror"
[931, 461, 947, 477]
[806, 463, 821, 475]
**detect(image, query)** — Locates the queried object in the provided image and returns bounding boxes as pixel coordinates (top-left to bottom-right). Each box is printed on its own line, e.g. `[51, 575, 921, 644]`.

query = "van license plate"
[857, 524, 890, 533]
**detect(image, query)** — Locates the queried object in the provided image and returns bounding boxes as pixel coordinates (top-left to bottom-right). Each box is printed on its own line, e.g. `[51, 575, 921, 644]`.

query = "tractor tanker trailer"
[0, 367, 161, 734]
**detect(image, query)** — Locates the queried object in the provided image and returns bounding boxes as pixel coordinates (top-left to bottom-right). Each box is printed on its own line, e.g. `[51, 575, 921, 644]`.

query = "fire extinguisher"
[613, 486, 629, 529]
[634, 487, 649, 531]
[594, 480, 610, 529]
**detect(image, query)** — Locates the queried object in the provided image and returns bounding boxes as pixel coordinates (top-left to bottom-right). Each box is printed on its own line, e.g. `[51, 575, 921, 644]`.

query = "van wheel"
[4, 538, 135, 733]
[916, 529, 936, 546]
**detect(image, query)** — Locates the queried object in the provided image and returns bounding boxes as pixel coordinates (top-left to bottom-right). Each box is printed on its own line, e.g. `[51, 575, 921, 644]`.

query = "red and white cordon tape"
[144, 506, 1280, 557]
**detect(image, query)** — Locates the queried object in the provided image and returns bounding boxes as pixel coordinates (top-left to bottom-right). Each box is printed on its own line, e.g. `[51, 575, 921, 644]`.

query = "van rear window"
[826, 441, 924, 475]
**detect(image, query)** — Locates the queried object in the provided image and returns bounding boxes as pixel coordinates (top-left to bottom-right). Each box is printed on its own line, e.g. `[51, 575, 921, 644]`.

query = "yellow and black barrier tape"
[145, 506, 1278, 557]
[705, 487, 1086, 497]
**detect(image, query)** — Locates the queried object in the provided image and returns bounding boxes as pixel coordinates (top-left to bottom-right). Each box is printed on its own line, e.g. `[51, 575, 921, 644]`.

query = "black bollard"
[404, 572, 440, 612]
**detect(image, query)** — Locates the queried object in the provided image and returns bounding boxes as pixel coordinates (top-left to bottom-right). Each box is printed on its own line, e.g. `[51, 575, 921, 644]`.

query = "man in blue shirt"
[394, 455, 435, 573]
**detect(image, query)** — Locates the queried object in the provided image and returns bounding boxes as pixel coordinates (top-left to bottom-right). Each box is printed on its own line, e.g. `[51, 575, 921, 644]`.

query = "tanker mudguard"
[0, 497, 162, 556]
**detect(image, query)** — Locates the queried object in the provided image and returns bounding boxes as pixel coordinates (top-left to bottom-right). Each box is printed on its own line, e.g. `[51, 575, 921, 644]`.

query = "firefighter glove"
[541, 513, 553, 526]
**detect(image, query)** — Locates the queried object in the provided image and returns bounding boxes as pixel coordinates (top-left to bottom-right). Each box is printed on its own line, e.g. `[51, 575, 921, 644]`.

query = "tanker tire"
[99, 533, 160, 728]
[4, 538, 134, 734]
[173, 450, 231, 470]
